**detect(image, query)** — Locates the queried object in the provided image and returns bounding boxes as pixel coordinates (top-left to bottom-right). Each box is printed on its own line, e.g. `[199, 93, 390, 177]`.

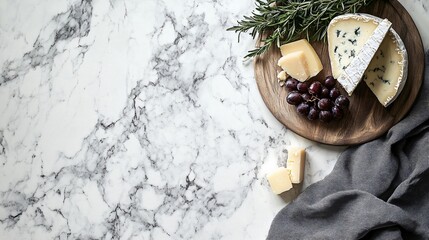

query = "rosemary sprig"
[228, 0, 374, 58]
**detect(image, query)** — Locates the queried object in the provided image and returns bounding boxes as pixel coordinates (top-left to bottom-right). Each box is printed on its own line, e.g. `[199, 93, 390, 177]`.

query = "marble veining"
[0, 0, 427, 239]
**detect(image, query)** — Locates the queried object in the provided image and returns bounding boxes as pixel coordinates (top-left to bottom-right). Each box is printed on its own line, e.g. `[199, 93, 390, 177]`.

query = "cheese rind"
[337, 19, 392, 96]
[286, 147, 306, 184]
[279, 39, 323, 79]
[277, 51, 310, 82]
[328, 14, 408, 106]
[328, 14, 379, 79]
[267, 167, 293, 194]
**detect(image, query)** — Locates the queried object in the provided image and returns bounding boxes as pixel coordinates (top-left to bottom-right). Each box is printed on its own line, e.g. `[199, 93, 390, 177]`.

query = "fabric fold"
[267, 52, 429, 240]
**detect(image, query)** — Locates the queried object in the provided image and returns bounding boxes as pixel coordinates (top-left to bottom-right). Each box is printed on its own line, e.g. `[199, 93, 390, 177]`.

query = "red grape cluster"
[285, 76, 350, 123]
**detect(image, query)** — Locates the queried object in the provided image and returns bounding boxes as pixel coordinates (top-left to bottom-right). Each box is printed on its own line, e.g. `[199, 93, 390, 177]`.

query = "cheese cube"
[277, 51, 310, 82]
[267, 167, 293, 194]
[279, 39, 323, 80]
[286, 147, 306, 184]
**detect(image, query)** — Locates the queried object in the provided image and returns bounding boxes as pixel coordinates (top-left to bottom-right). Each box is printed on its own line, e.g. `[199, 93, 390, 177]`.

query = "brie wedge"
[328, 14, 408, 106]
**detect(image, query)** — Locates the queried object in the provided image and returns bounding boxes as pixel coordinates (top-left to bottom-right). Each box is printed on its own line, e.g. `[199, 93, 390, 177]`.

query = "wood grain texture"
[254, 0, 425, 145]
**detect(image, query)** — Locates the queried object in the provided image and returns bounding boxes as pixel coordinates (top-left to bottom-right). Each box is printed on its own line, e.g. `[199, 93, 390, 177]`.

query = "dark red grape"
[318, 98, 332, 110]
[324, 76, 336, 89]
[319, 110, 333, 123]
[321, 87, 330, 98]
[308, 82, 322, 95]
[297, 102, 310, 116]
[301, 93, 312, 102]
[285, 78, 299, 91]
[330, 88, 341, 99]
[286, 91, 302, 106]
[297, 82, 309, 93]
[332, 106, 344, 120]
[307, 107, 319, 120]
[335, 95, 350, 110]
[285, 75, 348, 122]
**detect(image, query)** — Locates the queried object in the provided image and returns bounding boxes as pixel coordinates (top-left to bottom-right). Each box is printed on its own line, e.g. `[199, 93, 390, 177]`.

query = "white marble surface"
[0, 0, 427, 239]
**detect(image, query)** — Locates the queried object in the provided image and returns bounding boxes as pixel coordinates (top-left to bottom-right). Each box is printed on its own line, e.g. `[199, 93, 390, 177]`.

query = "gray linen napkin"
[267, 51, 429, 240]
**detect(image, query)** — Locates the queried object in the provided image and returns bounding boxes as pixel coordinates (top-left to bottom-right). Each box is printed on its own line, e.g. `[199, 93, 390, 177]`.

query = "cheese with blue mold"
[328, 14, 408, 106]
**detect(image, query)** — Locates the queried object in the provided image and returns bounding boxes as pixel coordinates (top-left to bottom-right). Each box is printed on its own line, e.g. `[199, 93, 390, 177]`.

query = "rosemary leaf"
[227, 0, 374, 58]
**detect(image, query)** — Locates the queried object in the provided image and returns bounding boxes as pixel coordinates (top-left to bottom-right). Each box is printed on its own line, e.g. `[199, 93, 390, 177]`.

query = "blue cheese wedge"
[337, 19, 391, 96]
[328, 14, 408, 106]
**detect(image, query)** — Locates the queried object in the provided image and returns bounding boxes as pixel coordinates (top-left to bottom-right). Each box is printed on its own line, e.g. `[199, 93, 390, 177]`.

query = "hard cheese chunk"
[277, 51, 310, 82]
[286, 147, 306, 184]
[328, 14, 408, 106]
[267, 167, 293, 194]
[279, 39, 323, 80]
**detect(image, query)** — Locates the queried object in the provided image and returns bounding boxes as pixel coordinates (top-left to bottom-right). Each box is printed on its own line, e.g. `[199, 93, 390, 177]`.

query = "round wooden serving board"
[254, 0, 425, 145]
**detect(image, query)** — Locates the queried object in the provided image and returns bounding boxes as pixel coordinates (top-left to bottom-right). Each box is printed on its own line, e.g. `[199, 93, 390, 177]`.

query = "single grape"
[324, 76, 336, 89]
[301, 93, 312, 102]
[321, 87, 330, 98]
[285, 78, 299, 91]
[330, 88, 341, 99]
[335, 95, 350, 110]
[308, 81, 322, 95]
[318, 98, 332, 110]
[297, 102, 310, 116]
[319, 110, 333, 123]
[297, 82, 309, 93]
[332, 106, 344, 120]
[286, 91, 303, 106]
[307, 107, 319, 120]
